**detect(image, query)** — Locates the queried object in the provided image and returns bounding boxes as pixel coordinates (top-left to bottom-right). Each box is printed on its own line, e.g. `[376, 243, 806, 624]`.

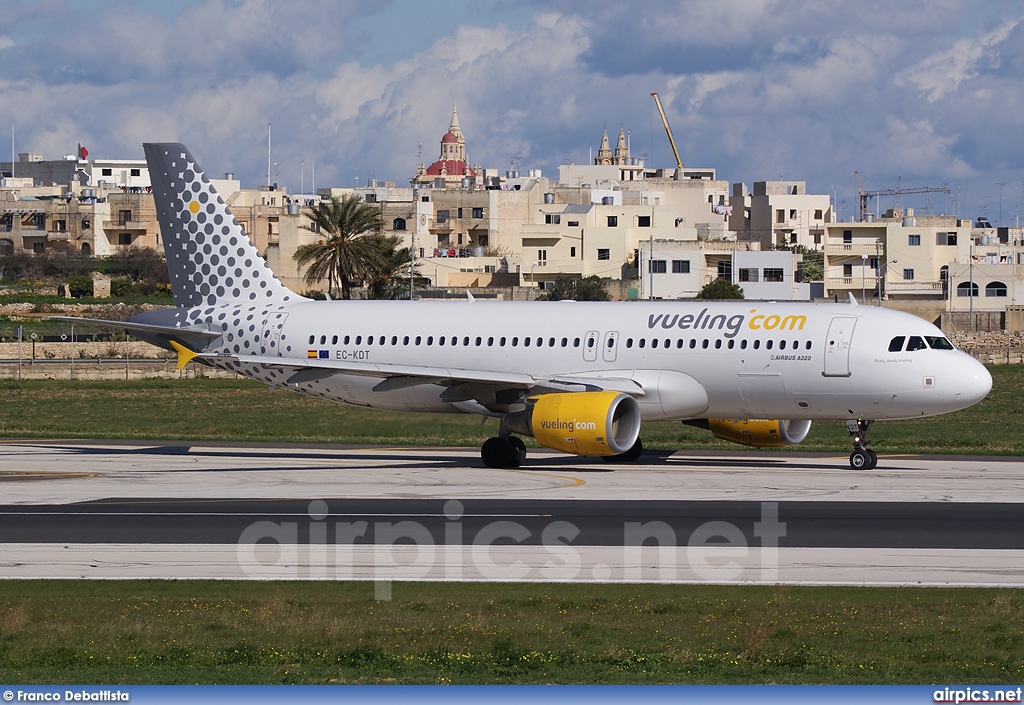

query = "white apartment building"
[730, 181, 832, 250]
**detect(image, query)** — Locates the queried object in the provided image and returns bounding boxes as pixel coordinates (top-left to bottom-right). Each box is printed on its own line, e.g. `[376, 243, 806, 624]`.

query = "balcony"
[102, 220, 151, 230]
[46, 230, 70, 241]
[826, 243, 879, 255]
[827, 277, 855, 288]
[885, 281, 944, 292]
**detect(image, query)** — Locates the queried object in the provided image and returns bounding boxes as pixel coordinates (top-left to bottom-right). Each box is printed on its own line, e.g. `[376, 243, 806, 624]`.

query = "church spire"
[596, 129, 612, 164]
[448, 104, 462, 140]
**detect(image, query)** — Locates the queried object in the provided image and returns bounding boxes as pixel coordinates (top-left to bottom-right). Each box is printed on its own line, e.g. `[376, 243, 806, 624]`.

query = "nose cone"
[953, 355, 992, 409]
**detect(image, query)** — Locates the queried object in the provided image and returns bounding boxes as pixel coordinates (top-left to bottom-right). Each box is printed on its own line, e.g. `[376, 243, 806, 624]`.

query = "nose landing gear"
[845, 419, 877, 470]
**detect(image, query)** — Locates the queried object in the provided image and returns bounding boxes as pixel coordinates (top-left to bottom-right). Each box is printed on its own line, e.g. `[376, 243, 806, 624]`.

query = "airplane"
[59, 143, 993, 471]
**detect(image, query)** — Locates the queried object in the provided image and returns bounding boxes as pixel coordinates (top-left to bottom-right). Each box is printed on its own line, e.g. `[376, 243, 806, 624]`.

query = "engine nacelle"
[503, 391, 641, 456]
[690, 418, 812, 448]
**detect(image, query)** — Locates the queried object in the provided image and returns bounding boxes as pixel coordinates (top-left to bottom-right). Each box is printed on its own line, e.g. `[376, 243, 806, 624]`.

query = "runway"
[1, 440, 1023, 585]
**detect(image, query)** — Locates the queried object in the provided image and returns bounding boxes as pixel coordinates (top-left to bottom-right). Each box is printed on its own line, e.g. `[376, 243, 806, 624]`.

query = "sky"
[2, 0, 1023, 225]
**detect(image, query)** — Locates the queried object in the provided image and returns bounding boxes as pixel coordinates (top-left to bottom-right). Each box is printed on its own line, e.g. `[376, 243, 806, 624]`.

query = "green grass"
[0, 582, 1022, 684]
[0, 364, 1019, 455]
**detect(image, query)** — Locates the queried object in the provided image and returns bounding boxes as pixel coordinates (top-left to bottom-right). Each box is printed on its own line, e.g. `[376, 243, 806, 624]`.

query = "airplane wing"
[172, 344, 645, 399]
[48, 316, 222, 346]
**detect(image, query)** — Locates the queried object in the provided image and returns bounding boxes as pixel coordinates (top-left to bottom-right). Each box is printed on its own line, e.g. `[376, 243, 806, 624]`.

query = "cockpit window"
[906, 336, 927, 351]
[888, 336, 905, 352]
[926, 336, 955, 350]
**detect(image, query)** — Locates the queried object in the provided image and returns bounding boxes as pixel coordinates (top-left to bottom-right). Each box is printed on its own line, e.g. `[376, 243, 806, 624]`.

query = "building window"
[908, 234, 921, 246]
[392, 217, 406, 231]
[32, 241, 45, 253]
[936, 232, 958, 246]
[738, 268, 759, 282]
[537, 249, 547, 263]
[903, 268, 914, 280]
[130, 168, 141, 177]
[119, 233, 133, 245]
[843, 230, 852, 244]
[570, 246, 576, 257]
[638, 215, 651, 227]
[986, 281, 1008, 297]
[957, 282, 978, 297]
[763, 268, 784, 282]
[364, 193, 377, 203]
[101, 168, 112, 177]
[472, 207, 484, 219]
[119, 210, 132, 225]
[421, 195, 430, 202]
[776, 209, 785, 224]
[843, 264, 853, 277]
[789, 209, 797, 219]
[717, 260, 731, 279]
[81, 218, 90, 230]
[545, 213, 560, 225]
[52, 219, 66, 232]
[567, 220, 579, 227]
[869, 257, 878, 270]
[457, 208, 462, 218]
[649, 259, 666, 274]
[607, 216, 618, 227]
[814, 209, 823, 219]
[597, 248, 610, 261]
[33, 214, 45, 228]
[672, 260, 690, 274]
[436, 210, 449, 223]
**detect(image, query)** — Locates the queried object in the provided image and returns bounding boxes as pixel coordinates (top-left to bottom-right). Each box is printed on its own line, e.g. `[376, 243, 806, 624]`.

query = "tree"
[697, 278, 744, 300]
[364, 234, 424, 299]
[540, 275, 611, 301]
[294, 195, 384, 299]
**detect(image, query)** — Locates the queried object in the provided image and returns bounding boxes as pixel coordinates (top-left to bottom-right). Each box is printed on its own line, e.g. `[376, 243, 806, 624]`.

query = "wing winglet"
[170, 340, 199, 370]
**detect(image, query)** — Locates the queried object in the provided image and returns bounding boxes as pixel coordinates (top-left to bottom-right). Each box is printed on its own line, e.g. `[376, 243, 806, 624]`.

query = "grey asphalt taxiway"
[1, 440, 1023, 585]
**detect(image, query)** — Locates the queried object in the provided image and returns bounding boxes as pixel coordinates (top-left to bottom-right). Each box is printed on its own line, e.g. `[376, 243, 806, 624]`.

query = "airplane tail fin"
[144, 142, 300, 308]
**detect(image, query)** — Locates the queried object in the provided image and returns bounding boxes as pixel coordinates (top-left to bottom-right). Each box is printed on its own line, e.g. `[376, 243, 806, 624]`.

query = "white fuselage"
[200, 299, 992, 423]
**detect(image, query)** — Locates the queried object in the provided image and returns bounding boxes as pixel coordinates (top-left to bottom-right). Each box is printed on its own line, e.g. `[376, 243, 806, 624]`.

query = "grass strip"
[0, 364, 1019, 455]
[0, 581, 1021, 684]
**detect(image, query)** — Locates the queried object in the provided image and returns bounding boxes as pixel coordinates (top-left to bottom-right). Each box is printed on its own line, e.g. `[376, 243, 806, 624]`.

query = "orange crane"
[651, 92, 683, 170]
[855, 171, 950, 221]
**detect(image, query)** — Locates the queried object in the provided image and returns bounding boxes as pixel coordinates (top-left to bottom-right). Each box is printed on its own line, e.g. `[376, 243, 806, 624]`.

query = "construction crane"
[855, 172, 950, 221]
[651, 92, 683, 170]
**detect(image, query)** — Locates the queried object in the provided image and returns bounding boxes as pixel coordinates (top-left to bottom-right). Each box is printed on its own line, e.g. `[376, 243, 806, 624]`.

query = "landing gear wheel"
[507, 436, 527, 465]
[481, 436, 523, 469]
[602, 437, 643, 463]
[845, 419, 877, 470]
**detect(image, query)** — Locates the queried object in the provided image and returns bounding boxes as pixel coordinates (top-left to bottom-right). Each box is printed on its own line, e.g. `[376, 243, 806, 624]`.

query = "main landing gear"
[481, 435, 527, 469]
[845, 419, 878, 470]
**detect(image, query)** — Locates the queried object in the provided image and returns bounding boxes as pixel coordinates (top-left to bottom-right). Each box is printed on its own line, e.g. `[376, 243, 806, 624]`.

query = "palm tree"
[364, 234, 422, 299]
[294, 195, 384, 299]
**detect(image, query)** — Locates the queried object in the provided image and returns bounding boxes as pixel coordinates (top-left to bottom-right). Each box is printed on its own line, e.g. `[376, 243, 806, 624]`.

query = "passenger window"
[474, 337, 481, 346]
[548, 337, 555, 347]
[319, 335, 326, 345]
[715, 339, 722, 349]
[766, 340, 773, 350]
[561, 338, 568, 347]
[439, 336, 446, 346]
[779, 340, 786, 350]
[906, 336, 927, 351]
[331, 335, 338, 345]
[415, 336, 421, 345]
[626, 339, 633, 348]
[487, 337, 494, 346]
[664, 339, 670, 348]
[308, 335, 315, 345]
[702, 339, 709, 349]
[728, 339, 735, 349]
[689, 339, 696, 349]
[573, 338, 580, 348]
[355, 335, 362, 344]
[464, 337, 471, 346]
[639, 339, 646, 349]
[607, 338, 615, 349]
[391, 336, 397, 345]
[512, 337, 519, 347]
[753, 340, 760, 349]
[367, 336, 373, 346]
[500, 337, 507, 346]
[403, 336, 409, 345]
[676, 339, 684, 348]
[587, 336, 596, 348]
[524, 337, 531, 347]
[427, 336, 433, 346]
[651, 339, 658, 349]
[805, 341, 812, 350]
[378, 336, 385, 345]
[888, 336, 905, 352]
[740, 340, 747, 349]
[344, 335, 351, 345]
